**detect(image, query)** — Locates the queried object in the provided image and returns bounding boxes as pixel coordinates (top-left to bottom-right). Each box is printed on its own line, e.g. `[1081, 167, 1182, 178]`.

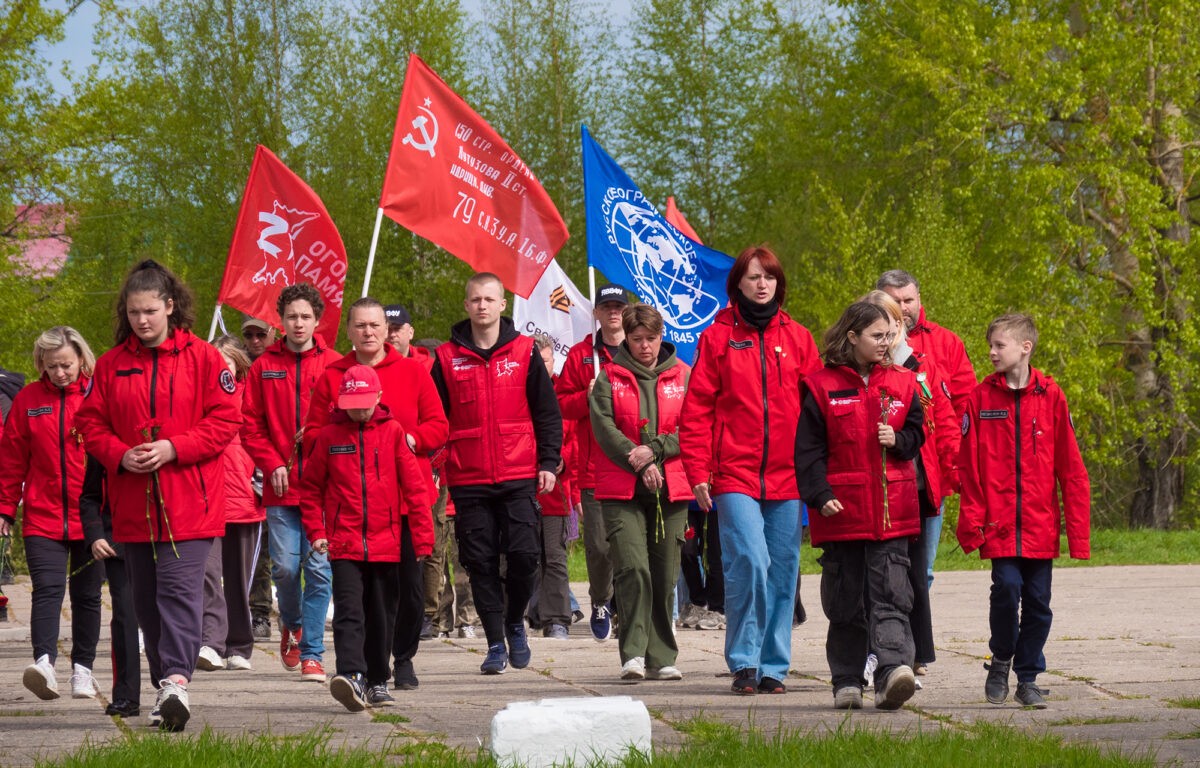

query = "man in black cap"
[554, 283, 630, 641]
[385, 304, 434, 372]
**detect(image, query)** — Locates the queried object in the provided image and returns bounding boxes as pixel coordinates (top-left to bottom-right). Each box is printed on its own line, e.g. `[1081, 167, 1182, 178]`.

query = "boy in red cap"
[300, 365, 433, 711]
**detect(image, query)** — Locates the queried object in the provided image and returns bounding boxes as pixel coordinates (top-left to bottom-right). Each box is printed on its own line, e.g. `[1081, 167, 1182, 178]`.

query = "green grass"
[1048, 716, 1142, 727]
[1165, 697, 1200, 709]
[370, 712, 410, 724]
[566, 526, 1200, 582]
[34, 720, 1155, 768]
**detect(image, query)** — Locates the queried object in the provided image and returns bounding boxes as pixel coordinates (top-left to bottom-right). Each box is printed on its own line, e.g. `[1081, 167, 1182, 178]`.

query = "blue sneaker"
[590, 603, 612, 642]
[506, 623, 531, 669]
[481, 643, 508, 675]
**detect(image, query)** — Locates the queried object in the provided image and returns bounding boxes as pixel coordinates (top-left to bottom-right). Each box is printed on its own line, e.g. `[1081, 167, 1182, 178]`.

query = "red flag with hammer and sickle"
[378, 54, 569, 298]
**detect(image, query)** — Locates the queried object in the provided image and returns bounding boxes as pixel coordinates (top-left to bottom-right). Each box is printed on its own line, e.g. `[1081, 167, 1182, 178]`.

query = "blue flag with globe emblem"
[581, 125, 734, 364]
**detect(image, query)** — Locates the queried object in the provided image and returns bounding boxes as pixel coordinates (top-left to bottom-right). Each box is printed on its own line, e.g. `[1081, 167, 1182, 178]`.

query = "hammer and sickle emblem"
[402, 104, 439, 158]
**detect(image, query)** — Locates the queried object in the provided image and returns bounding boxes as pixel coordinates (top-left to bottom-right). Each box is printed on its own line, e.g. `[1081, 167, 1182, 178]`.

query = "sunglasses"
[243, 331, 268, 340]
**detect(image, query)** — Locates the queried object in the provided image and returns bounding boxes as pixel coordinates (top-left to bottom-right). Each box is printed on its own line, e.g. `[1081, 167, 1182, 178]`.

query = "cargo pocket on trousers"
[819, 558, 862, 625]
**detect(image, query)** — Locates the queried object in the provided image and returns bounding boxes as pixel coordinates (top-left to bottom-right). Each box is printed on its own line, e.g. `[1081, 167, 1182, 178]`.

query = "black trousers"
[391, 516, 425, 667]
[909, 524, 935, 664]
[452, 486, 541, 645]
[818, 538, 914, 692]
[103, 552, 142, 702]
[332, 559, 400, 685]
[679, 507, 724, 612]
[24, 536, 103, 668]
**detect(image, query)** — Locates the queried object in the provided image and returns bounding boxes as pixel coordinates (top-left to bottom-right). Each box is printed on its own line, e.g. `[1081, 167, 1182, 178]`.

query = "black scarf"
[735, 291, 779, 330]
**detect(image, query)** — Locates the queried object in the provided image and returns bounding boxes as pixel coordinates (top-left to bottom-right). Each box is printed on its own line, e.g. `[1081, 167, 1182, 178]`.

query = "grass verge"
[35, 720, 1154, 768]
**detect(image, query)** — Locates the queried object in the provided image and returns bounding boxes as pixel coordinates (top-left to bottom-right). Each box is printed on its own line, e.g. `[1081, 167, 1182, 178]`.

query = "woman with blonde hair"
[0, 326, 103, 700]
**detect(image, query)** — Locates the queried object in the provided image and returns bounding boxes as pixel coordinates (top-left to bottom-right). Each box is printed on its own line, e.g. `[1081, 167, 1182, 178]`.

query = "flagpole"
[362, 207, 385, 298]
[207, 303, 223, 342]
[587, 265, 600, 377]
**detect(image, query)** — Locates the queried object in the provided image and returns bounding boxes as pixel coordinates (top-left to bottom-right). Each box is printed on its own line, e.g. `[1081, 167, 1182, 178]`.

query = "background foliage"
[2, 0, 1197, 528]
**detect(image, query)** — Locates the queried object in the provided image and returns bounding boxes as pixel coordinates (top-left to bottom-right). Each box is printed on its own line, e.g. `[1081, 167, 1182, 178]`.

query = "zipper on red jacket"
[757, 327, 769, 500]
[358, 424, 369, 560]
[150, 348, 163, 540]
[59, 388, 69, 539]
[295, 352, 304, 481]
[1014, 389, 1023, 557]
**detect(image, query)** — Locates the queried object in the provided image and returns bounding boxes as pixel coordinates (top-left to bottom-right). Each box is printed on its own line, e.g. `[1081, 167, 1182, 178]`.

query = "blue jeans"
[989, 557, 1053, 683]
[266, 505, 332, 661]
[716, 494, 801, 682]
[922, 511, 943, 589]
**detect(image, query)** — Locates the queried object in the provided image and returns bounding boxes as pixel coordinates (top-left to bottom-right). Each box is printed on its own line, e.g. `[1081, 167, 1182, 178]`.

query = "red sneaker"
[300, 659, 325, 682]
[280, 626, 302, 671]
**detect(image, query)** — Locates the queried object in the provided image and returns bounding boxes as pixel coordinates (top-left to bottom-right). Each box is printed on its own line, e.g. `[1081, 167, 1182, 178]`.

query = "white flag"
[514, 259, 593, 375]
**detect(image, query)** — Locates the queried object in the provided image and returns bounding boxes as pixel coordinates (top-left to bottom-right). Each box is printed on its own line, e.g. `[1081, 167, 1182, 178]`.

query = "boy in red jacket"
[957, 314, 1090, 709]
[300, 365, 433, 711]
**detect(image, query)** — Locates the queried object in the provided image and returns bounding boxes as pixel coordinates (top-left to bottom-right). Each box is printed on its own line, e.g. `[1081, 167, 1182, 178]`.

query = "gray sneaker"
[876, 665, 916, 710]
[984, 657, 1012, 704]
[833, 686, 863, 710]
[1015, 682, 1049, 709]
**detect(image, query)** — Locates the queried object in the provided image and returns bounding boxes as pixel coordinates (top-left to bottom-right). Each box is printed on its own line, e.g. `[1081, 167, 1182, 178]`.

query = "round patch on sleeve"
[961, 412, 970, 436]
[219, 369, 236, 394]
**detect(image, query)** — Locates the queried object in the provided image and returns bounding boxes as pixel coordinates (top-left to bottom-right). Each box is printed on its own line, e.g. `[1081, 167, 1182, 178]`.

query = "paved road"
[1, 565, 1197, 766]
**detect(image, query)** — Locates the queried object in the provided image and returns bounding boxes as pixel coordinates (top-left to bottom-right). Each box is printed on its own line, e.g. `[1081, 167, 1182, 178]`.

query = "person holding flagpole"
[431, 272, 562, 675]
[555, 283, 630, 641]
[679, 246, 821, 695]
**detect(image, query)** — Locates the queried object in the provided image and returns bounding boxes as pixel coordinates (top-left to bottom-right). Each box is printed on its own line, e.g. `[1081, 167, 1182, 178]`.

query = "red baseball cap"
[337, 365, 382, 409]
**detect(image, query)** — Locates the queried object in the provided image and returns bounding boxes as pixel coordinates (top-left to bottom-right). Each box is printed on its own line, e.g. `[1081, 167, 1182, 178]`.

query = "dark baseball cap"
[596, 284, 629, 306]
[383, 304, 412, 326]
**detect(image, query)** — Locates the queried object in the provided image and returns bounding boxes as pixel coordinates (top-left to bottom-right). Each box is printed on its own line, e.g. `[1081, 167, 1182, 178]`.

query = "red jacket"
[224, 382, 263, 524]
[798, 364, 924, 545]
[594, 361, 692, 502]
[76, 329, 242, 543]
[241, 339, 342, 507]
[408, 345, 434, 373]
[956, 369, 1090, 560]
[308, 344, 448, 502]
[680, 306, 821, 500]
[907, 307, 977, 420]
[300, 407, 434, 560]
[0, 374, 90, 540]
[906, 355, 960, 507]
[436, 334, 539, 487]
[539, 417, 578, 517]
[554, 334, 617, 490]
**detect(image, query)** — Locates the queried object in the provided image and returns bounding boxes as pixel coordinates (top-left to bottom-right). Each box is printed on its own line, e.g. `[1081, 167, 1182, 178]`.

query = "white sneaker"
[646, 665, 683, 681]
[620, 656, 645, 680]
[696, 609, 722, 631]
[225, 654, 253, 671]
[70, 664, 98, 698]
[196, 646, 226, 671]
[156, 679, 190, 731]
[23, 654, 59, 700]
[863, 652, 878, 688]
[457, 625, 477, 639]
[147, 704, 162, 728]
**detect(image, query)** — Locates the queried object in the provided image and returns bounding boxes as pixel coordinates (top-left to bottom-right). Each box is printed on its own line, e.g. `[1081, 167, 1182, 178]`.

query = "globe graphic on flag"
[608, 200, 721, 330]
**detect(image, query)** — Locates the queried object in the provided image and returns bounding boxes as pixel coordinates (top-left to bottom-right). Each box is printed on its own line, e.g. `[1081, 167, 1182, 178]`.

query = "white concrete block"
[491, 696, 652, 767]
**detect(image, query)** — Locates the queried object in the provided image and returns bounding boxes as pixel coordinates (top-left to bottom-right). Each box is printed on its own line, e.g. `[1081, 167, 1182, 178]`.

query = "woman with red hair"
[679, 246, 821, 695]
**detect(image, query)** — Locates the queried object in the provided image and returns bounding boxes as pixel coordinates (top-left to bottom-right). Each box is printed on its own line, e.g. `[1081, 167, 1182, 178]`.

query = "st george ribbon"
[581, 125, 733, 363]
[377, 53, 569, 298]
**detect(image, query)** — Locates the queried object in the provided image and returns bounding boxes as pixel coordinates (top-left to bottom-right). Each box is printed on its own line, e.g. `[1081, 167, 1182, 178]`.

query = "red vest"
[804, 364, 921, 544]
[594, 361, 691, 502]
[436, 334, 538, 487]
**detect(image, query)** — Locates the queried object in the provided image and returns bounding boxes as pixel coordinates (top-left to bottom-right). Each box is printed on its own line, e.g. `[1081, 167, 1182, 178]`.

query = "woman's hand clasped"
[121, 439, 177, 474]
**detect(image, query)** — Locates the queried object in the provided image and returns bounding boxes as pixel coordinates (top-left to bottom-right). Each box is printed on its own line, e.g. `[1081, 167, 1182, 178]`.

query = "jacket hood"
[983, 367, 1052, 394]
[329, 402, 394, 426]
[449, 316, 521, 360]
[122, 327, 195, 355]
[712, 304, 796, 331]
[613, 341, 679, 379]
[329, 344, 404, 373]
[264, 337, 337, 361]
[38, 372, 90, 396]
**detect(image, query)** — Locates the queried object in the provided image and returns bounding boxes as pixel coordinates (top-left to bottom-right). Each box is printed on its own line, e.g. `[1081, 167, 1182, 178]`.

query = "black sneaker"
[251, 615, 272, 640]
[1015, 682, 1049, 709]
[393, 659, 419, 690]
[506, 623, 531, 669]
[330, 673, 368, 712]
[419, 616, 434, 641]
[984, 657, 1012, 704]
[366, 683, 395, 707]
[105, 698, 140, 718]
[731, 667, 757, 695]
[481, 642, 508, 675]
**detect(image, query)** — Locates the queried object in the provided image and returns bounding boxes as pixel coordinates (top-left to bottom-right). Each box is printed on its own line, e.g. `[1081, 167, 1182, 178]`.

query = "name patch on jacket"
[583, 356, 594, 365]
[26, 406, 53, 417]
[115, 368, 143, 377]
[980, 409, 1009, 420]
[828, 389, 859, 399]
[329, 444, 356, 455]
[727, 339, 753, 350]
[261, 370, 287, 380]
